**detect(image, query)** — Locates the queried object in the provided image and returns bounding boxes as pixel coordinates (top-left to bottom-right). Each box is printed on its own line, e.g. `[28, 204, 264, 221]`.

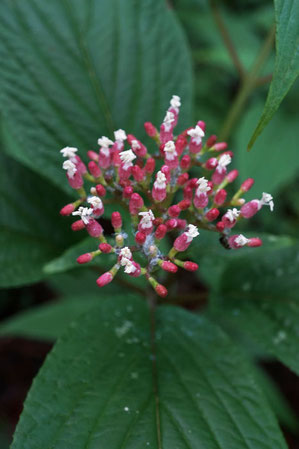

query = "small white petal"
[218, 154, 231, 168]
[187, 125, 205, 139]
[98, 136, 113, 147]
[226, 208, 240, 222]
[235, 234, 250, 247]
[196, 177, 211, 194]
[120, 149, 136, 165]
[185, 224, 199, 241]
[63, 159, 77, 178]
[60, 147, 78, 159]
[114, 129, 127, 142]
[170, 95, 181, 109]
[87, 196, 103, 209]
[261, 192, 274, 211]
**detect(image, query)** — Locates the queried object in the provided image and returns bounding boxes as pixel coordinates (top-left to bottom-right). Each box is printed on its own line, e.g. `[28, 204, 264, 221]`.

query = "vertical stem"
[219, 25, 275, 141]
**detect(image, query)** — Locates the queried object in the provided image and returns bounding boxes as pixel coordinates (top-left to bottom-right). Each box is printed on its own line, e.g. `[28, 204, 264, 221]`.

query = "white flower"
[131, 140, 141, 150]
[114, 129, 127, 142]
[170, 95, 181, 109]
[97, 136, 113, 148]
[187, 125, 205, 140]
[87, 196, 103, 210]
[163, 111, 175, 131]
[60, 147, 78, 159]
[62, 159, 77, 178]
[72, 206, 93, 225]
[120, 149, 136, 168]
[154, 171, 167, 189]
[120, 247, 132, 259]
[164, 141, 177, 160]
[218, 154, 231, 168]
[261, 192, 274, 211]
[185, 224, 200, 242]
[235, 234, 250, 247]
[226, 208, 240, 222]
[120, 257, 136, 274]
[196, 177, 211, 194]
[139, 210, 154, 227]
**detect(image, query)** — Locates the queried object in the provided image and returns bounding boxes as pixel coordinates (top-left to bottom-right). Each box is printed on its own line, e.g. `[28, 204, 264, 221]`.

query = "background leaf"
[0, 0, 193, 192]
[11, 296, 286, 449]
[248, 0, 299, 148]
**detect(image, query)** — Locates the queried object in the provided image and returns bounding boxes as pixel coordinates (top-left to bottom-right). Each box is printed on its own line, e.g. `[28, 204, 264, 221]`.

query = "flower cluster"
[60, 95, 273, 297]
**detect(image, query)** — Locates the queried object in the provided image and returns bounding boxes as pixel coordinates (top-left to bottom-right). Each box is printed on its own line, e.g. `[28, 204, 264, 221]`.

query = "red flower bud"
[178, 199, 191, 210]
[96, 272, 113, 287]
[183, 261, 199, 271]
[71, 219, 85, 231]
[247, 237, 262, 247]
[96, 184, 106, 197]
[111, 212, 122, 229]
[155, 224, 167, 240]
[197, 120, 206, 132]
[241, 178, 255, 192]
[88, 161, 101, 178]
[123, 186, 133, 199]
[129, 193, 144, 214]
[226, 169, 238, 183]
[77, 253, 92, 264]
[161, 165, 171, 182]
[132, 165, 144, 182]
[87, 150, 99, 161]
[99, 243, 112, 253]
[176, 219, 187, 229]
[60, 203, 75, 216]
[216, 221, 225, 232]
[155, 284, 168, 298]
[213, 142, 227, 151]
[206, 135, 217, 148]
[144, 121, 157, 137]
[161, 261, 178, 273]
[177, 173, 189, 186]
[175, 135, 188, 155]
[144, 157, 155, 174]
[135, 231, 146, 245]
[180, 154, 191, 170]
[205, 208, 220, 222]
[165, 219, 177, 230]
[168, 205, 181, 218]
[205, 158, 218, 170]
[214, 189, 227, 205]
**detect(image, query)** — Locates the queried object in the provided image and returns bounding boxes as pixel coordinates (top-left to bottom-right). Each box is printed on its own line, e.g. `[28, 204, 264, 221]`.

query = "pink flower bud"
[60, 203, 75, 216]
[176, 219, 187, 229]
[174, 233, 189, 251]
[183, 185, 193, 200]
[207, 181, 214, 194]
[213, 142, 227, 151]
[161, 165, 171, 183]
[212, 168, 226, 185]
[206, 135, 217, 148]
[178, 199, 191, 210]
[177, 173, 189, 186]
[155, 284, 168, 298]
[144, 122, 157, 137]
[127, 135, 147, 157]
[123, 186, 133, 199]
[96, 184, 106, 197]
[144, 158, 155, 174]
[175, 135, 188, 155]
[75, 156, 87, 175]
[180, 155, 191, 170]
[183, 261, 198, 271]
[247, 237, 262, 247]
[226, 169, 238, 183]
[135, 231, 146, 244]
[155, 224, 167, 240]
[129, 193, 144, 214]
[129, 262, 141, 277]
[214, 189, 227, 205]
[197, 120, 206, 132]
[87, 150, 99, 162]
[160, 124, 173, 144]
[168, 205, 181, 218]
[240, 200, 260, 218]
[165, 219, 177, 230]
[216, 221, 225, 232]
[99, 243, 112, 253]
[205, 158, 218, 170]
[86, 219, 103, 237]
[88, 161, 101, 178]
[111, 212, 122, 229]
[71, 219, 85, 231]
[77, 253, 93, 264]
[98, 148, 111, 169]
[67, 172, 83, 190]
[241, 178, 255, 192]
[132, 165, 144, 182]
[228, 235, 250, 249]
[188, 178, 198, 189]
[194, 192, 209, 209]
[161, 261, 178, 273]
[96, 272, 113, 287]
[205, 208, 220, 221]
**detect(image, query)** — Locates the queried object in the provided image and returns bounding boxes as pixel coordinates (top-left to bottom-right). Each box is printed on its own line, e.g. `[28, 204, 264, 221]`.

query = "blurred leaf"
[235, 97, 299, 197]
[12, 297, 286, 449]
[248, 0, 299, 148]
[0, 0, 192, 192]
[215, 244, 299, 375]
[0, 152, 75, 287]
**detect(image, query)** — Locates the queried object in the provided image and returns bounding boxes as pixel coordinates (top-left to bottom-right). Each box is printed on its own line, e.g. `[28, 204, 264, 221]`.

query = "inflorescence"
[60, 95, 274, 297]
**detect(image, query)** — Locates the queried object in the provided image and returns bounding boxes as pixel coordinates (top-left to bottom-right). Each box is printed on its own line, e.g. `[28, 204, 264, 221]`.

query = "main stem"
[219, 25, 275, 142]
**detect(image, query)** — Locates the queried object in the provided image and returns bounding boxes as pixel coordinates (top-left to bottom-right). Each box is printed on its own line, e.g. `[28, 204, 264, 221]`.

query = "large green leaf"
[248, 0, 299, 149]
[0, 0, 192, 192]
[215, 244, 299, 375]
[0, 152, 75, 287]
[11, 296, 286, 449]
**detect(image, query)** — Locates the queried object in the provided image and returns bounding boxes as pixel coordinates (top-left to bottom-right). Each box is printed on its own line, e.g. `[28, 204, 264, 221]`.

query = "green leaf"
[215, 244, 299, 375]
[0, 152, 76, 287]
[12, 297, 286, 449]
[235, 98, 299, 196]
[0, 0, 192, 192]
[248, 0, 299, 149]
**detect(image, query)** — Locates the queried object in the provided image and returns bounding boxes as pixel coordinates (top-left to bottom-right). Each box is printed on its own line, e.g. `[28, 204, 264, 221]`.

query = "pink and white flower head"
[241, 192, 274, 218]
[87, 196, 104, 217]
[174, 224, 199, 252]
[152, 171, 167, 201]
[187, 125, 205, 153]
[138, 210, 155, 235]
[212, 154, 232, 184]
[63, 159, 77, 178]
[160, 111, 175, 143]
[194, 177, 211, 209]
[60, 147, 78, 161]
[98, 136, 113, 169]
[119, 247, 132, 261]
[119, 149, 136, 180]
[63, 159, 83, 189]
[228, 234, 250, 249]
[164, 141, 178, 169]
[72, 206, 93, 225]
[131, 139, 147, 158]
[222, 208, 240, 228]
[169, 95, 181, 126]
[120, 257, 141, 277]
[113, 129, 127, 151]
